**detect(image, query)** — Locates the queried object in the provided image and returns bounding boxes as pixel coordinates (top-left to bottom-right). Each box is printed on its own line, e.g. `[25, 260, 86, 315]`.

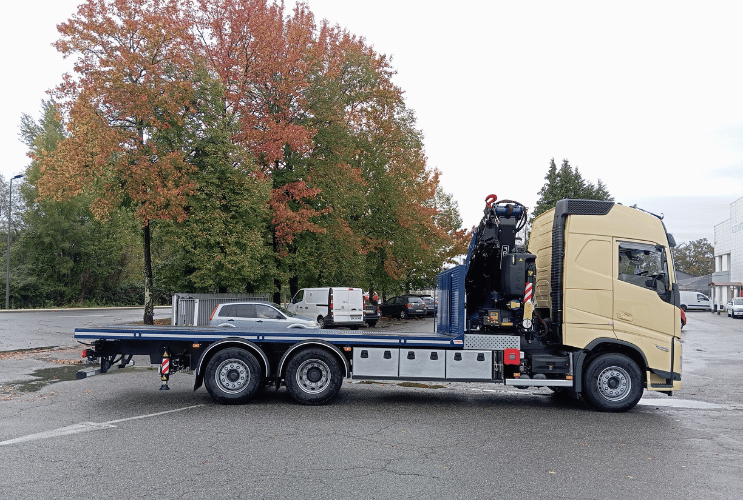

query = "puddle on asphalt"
[8, 365, 83, 393]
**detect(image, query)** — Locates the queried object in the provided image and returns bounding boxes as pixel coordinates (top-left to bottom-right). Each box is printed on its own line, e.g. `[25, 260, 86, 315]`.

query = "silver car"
[209, 302, 319, 331]
[727, 298, 743, 318]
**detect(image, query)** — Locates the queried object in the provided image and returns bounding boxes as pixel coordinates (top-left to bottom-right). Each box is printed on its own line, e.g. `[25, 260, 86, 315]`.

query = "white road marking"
[466, 387, 741, 410]
[636, 398, 742, 410]
[60, 314, 107, 318]
[0, 404, 204, 446]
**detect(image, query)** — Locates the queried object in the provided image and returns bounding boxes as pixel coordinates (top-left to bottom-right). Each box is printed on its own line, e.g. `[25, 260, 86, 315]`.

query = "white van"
[287, 288, 365, 329]
[679, 291, 711, 311]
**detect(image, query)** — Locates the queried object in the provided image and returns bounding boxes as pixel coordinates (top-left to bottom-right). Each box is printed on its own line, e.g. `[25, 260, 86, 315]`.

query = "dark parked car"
[417, 294, 437, 317]
[209, 302, 319, 331]
[380, 295, 426, 319]
[363, 298, 381, 327]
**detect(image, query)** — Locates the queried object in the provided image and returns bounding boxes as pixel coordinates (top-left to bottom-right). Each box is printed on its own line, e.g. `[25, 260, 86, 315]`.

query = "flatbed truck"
[76, 196, 682, 412]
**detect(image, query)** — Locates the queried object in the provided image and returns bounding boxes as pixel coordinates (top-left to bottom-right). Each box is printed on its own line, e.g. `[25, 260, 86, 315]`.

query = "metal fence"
[172, 293, 271, 326]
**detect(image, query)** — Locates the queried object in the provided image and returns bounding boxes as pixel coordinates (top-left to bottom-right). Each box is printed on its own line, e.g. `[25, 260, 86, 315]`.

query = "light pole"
[6, 174, 23, 309]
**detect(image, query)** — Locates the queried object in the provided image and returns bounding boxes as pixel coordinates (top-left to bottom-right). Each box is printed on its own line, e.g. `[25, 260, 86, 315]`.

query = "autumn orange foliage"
[34, 0, 469, 301]
[39, 0, 197, 226]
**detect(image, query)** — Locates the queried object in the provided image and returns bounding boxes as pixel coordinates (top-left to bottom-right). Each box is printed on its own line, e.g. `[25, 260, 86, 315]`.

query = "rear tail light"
[406, 303, 412, 308]
[209, 305, 218, 321]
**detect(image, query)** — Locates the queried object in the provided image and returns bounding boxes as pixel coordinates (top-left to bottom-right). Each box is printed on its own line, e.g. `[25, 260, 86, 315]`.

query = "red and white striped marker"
[524, 282, 533, 303]
[160, 351, 171, 390]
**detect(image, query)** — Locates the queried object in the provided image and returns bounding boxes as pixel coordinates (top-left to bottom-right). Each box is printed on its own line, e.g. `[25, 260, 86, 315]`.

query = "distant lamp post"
[6, 174, 23, 309]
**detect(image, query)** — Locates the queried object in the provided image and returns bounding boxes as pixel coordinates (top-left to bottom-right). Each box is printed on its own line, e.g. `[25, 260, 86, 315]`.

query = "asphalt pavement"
[0, 309, 741, 499]
[0, 306, 173, 352]
[0, 308, 742, 498]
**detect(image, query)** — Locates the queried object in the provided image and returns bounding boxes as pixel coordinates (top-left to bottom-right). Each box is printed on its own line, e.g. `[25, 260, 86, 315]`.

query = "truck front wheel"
[204, 348, 262, 405]
[284, 348, 343, 405]
[582, 353, 642, 412]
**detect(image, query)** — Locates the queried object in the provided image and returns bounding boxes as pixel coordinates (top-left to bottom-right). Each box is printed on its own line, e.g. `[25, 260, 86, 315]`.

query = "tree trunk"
[143, 223, 154, 325]
[272, 277, 281, 305]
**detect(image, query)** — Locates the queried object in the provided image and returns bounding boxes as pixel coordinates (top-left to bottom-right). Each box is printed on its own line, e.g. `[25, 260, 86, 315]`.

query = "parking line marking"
[0, 404, 204, 446]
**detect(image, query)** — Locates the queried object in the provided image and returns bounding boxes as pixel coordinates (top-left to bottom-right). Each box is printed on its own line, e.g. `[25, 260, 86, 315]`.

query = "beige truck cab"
[530, 200, 682, 408]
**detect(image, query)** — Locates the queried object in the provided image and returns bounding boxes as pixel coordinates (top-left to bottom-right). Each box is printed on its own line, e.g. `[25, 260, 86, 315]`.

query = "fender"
[276, 339, 351, 382]
[193, 338, 271, 392]
[573, 337, 649, 393]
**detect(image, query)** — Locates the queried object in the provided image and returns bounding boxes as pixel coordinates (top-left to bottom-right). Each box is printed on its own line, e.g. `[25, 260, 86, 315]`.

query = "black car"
[417, 295, 437, 317]
[380, 295, 426, 319]
[363, 298, 381, 327]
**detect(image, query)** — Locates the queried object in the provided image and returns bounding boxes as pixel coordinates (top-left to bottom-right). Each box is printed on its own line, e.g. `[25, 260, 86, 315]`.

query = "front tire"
[204, 348, 262, 404]
[284, 348, 343, 405]
[582, 353, 642, 412]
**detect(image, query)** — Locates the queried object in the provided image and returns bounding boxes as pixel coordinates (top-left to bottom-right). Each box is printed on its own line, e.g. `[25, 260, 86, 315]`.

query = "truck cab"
[530, 200, 682, 405]
[438, 197, 682, 411]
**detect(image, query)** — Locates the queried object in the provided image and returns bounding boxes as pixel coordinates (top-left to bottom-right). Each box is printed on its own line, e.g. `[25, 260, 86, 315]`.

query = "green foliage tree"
[1, 172, 29, 308]
[15, 100, 142, 308]
[672, 238, 714, 276]
[153, 69, 272, 293]
[531, 158, 614, 222]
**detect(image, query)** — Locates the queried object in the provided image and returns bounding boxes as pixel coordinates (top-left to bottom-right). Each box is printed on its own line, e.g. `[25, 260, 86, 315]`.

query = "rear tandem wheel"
[204, 348, 262, 405]
[284, 347, 343, 405]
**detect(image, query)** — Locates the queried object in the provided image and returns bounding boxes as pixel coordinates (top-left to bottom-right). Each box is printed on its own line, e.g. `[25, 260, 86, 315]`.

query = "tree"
[531, 158, 614, 222]
[297, 28, 468, 295]
[16, 100, 142, 308]
[36, 0, 197, 323]
[672, 238, 714, 276]
[153, 68, 272, 293]
[26, 0, 468, 306]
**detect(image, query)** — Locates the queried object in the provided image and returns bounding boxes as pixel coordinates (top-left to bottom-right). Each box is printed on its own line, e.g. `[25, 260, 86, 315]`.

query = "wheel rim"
[216, 359, 250, 394]
[596, 366, 631, 402]
[400, 311, 406, 319]
[295, 359, 331, 394]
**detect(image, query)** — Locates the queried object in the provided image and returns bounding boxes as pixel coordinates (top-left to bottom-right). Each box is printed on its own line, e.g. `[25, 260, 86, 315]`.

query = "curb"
[0, 306, 172, 314]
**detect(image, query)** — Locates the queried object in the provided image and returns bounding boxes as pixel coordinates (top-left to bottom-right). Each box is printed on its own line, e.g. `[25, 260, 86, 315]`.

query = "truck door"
[613, 241, 677, 375]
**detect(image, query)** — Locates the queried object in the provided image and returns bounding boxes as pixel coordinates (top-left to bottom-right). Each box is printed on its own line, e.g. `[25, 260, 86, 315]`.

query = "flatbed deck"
[74, 325, 464, 348]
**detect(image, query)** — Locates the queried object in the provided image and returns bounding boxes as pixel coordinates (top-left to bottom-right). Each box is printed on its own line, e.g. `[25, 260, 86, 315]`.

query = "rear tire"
[400, 310, 407, 319]
[284, 348, 343, 405]
[317, 316, 326, 328]
[366, 321, 378, 328]
[204, 348, 262, 405]
[582, 353, 642, 412]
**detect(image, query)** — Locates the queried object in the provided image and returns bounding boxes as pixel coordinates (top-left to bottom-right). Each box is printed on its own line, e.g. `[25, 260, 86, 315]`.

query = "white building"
[711, 196, 743, 310]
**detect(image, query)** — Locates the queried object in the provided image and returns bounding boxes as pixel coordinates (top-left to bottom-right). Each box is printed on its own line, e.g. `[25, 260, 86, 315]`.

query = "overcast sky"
[4, 0, 742, 245]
